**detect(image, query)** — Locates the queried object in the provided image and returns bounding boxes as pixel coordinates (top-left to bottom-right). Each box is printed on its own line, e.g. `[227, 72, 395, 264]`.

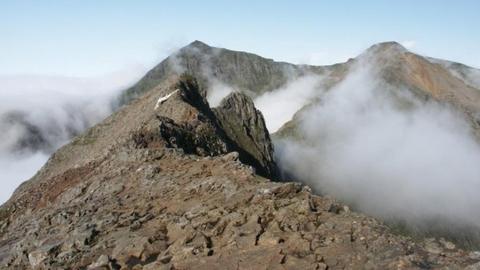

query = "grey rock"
[88, 254, 109, 269]
[214, 92, 278, 178]
[28, 250, 48, 269]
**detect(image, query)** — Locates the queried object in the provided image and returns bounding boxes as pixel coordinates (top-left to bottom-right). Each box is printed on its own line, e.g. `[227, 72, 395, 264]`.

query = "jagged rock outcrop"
[122, 75, 277, 179]
[214, 92, 277, 178]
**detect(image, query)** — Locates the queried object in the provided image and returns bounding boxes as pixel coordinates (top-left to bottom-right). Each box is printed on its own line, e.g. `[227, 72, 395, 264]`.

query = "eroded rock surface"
[214, 92, 277, 178]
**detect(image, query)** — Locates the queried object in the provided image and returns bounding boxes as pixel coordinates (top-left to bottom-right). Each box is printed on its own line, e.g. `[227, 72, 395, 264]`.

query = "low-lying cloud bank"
[274, 62, 480, 245]
[0, 69, 145, 203]
[460, 67, 480, 90]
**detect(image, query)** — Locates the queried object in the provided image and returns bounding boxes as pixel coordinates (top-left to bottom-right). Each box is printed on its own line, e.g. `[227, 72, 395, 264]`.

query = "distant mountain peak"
[184, 40, 212, 51]
[364, 41, 408, 56]
[371, 41, 406, 49]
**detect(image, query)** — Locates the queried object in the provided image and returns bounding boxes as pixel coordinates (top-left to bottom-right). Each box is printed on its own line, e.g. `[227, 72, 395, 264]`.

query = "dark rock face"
[214, 92, 277, 178]
[133, 115, 229, 157]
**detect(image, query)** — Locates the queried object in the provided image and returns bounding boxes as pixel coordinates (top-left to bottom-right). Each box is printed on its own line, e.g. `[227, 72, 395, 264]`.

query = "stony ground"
[1, 76, 480, 269]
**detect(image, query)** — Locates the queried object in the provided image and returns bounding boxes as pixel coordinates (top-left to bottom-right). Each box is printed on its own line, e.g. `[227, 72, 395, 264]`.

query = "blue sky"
[1, 0, 479, 77]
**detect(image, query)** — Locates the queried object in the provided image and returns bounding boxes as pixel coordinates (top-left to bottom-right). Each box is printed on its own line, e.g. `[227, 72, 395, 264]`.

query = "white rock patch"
[154, 89, 180, 110]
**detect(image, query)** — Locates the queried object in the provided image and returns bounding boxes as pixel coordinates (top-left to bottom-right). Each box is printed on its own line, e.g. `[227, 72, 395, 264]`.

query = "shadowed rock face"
[214, 92, 277, 178]
[1, 74, 479, 269]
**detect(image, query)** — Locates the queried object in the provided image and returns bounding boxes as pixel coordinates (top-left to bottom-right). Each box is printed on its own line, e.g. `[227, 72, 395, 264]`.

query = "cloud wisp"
[254, 75, 324, 132]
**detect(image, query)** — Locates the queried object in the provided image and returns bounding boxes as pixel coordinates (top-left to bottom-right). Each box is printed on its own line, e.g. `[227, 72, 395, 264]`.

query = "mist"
[464, 68, 480, 89]
[254, 75, 323, 132]
[273, 61, 480, 244]
[0, 68, 145, 203]
[207, 79, 236, 107]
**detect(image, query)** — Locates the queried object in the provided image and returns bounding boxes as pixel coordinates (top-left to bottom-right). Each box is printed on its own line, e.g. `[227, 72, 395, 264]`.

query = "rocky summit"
[1, 72, 480, 270]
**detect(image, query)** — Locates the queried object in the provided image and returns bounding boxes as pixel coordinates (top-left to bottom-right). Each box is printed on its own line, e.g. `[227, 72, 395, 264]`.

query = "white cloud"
[400, 40, 417, 49]
[207, 79, 236, 107]
[254, 75, 323, 132]
[0, 153, 49, 203]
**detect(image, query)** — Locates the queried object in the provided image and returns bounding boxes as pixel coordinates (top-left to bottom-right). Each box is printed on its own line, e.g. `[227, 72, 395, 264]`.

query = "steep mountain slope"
[118, 41, 349, 105]
[1, 75, 479, 269]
